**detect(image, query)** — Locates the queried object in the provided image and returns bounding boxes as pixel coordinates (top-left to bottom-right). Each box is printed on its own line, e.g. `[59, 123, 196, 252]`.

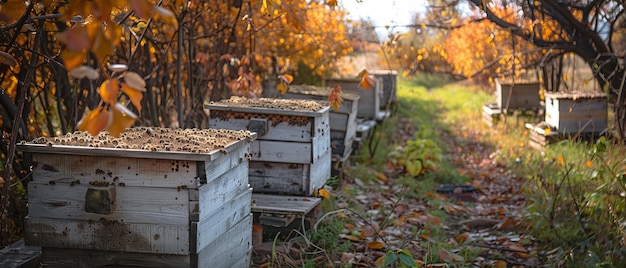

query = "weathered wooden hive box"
[369, 69, 398, 110]
[544, 91, 608, 134]
[282, 84, 360, 160]
[325, 77, 385, 121]
[495, 79, 542, 110]
[206, 97, 331, 196]
[17, 127, 255, 268]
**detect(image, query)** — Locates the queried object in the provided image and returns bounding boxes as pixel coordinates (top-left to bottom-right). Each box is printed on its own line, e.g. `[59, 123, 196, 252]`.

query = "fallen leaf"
[367, 241, 385, 249]
[494, 260, 507, 268]
[454, 232, 470, 244]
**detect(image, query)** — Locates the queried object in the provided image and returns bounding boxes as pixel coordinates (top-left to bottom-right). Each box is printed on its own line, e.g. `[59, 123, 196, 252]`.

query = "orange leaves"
[328, 85, 343, 111]
[77, 106, 110, 136]
[77, 66, 144, 137]
[99, 79, 120, 104]
[0, 0, 27, 24]
[366, 241, 385, 249]
[357, 69, 376, 90]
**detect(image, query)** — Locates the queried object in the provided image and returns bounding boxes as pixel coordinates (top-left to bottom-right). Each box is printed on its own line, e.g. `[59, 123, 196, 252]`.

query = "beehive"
[368, 69, 397, 110]
[282, 84, 360, 159]
[544, 91, 608, 134]
[206, 97, 331, 196]
[17, 127, 255, 268]
[325, 77, 386, 121]
[495, 79, 542, 110]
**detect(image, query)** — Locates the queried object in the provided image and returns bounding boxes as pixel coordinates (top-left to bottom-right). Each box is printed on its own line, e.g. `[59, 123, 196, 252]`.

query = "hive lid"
[544, 91, 607, 99]
[17, 127, 256, 161]
[287, 84, 360, 100]
[205, 96, 330, 116]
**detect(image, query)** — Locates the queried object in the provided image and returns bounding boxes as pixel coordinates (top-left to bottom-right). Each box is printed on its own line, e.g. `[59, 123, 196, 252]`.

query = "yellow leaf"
[328, 85, 343, 111]
[358, 75, 375, 90]
[128, 0, 153, 20]
[317, 188, 330, 199]
[121, 83, 143, 112]
[494, 260, 507, 268]
[356, 68, 369, 78]
[374, 255, 385, 266]
[326, 0, 337, 7]
[90, 26, 114, 65]
[0, 0, 27, 24]
[342, 235, 360, 242]
[276, 83, 287, 95]
[454, 232, 469, 244]
[367, 241, 385, 249]
[106, 103, 138, 138]
[279, 74, 293, 84]
[77, 106, 110, 136]
[60, 49, 87, 70]
[56, 26, 91, 52]
[99, 79, 120, 104]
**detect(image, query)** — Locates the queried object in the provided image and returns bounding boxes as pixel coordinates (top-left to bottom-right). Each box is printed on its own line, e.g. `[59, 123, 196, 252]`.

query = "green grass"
[311, 73, 626, 266]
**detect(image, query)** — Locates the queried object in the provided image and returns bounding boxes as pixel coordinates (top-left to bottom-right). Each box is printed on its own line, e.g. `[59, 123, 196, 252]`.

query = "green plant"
[387, 126, 443, 176]
[382, 249, 419, 267]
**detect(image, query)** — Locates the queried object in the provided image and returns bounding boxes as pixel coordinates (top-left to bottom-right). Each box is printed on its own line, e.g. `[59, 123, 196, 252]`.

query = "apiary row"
[481, 80, 608, 148]
[15, 70, 398, 267]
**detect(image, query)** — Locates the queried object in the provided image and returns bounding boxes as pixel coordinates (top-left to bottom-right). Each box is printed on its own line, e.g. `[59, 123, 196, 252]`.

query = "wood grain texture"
[196, 162, 248, 220]
[26, 217, 190, 255]
[30, 154, 199, 188]
[195, 215, 252, 268]
[40, 247, 192, 268]
[28, 182, 189, 225]
[251, 194, 321, 215]
[191, 188, 251, 253]
[545, 95, 607, 134]
[210, 118, 314, 142]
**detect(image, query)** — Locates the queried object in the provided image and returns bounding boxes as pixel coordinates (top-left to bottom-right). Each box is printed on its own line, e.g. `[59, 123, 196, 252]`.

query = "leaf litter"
[252, 115, 542, 268]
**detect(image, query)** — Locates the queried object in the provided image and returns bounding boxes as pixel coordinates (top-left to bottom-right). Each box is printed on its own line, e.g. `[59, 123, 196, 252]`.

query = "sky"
[339, 0, 427, 38]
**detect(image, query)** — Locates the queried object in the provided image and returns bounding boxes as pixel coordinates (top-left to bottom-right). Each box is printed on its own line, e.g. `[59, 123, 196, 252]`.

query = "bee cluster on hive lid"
[211, 96, 327, 111]
[27, 127, 253, 153]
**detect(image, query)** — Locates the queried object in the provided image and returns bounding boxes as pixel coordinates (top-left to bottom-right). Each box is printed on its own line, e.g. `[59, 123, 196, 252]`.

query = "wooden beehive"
[282, 84, 360, 160]
[369, 69, 398, 110]
[544, 91, 608, 134]
[482, 102, 502, 127]
[325, 77, 386, 121]
[17, 128, 255, 268]
[206, 97, 331, 196]
[495, 79, 542, 111]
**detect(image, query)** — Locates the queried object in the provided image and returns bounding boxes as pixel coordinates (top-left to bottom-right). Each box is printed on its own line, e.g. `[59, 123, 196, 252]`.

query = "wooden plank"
[196, 162, 248, 220]
[251, 194, 321, 215]
[250, 140, 312, 164]
[330, 112, 349, 132]
[202, 143, 249, 185]
[28, 182, 189, 225]
[196, 215, 252, 268]
[248, 161, 308, 195]
[209, 117, 313, 142]
[40, 248, 191, 268]
[311, 133, 331, 164]
[191, 188, 251, 253]
[0, 239, 41, 268]
[31, 154, 199, 188]
[26, 217, 189, 255]
[309, 150, 331, 195]
[17, 137, 250, 162]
